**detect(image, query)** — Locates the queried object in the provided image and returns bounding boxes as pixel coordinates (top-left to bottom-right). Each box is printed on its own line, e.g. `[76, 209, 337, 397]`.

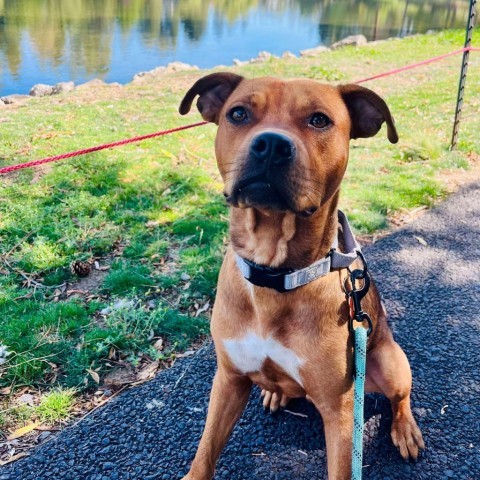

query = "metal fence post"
[450, 0, 477, 150]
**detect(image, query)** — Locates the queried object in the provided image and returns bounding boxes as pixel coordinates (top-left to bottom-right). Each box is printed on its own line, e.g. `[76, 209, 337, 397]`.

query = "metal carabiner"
[348, 269, 370, 314]
[349, 311, 373, 336]
[345, 252, 373, 337]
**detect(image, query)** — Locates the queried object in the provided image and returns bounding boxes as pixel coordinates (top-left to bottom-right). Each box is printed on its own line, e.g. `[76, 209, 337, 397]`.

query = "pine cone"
[70, 260, 92, 277]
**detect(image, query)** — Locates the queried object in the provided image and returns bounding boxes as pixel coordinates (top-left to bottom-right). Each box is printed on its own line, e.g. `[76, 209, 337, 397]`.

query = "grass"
[0, 388, 75, 430]
[0, 29, 479, 432]
[35, 388, 76, 423]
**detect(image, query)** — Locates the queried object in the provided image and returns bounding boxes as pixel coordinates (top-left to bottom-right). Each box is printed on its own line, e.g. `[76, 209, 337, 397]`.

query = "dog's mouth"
[225, 175, 318, 217]
[226, 175, 289, 211]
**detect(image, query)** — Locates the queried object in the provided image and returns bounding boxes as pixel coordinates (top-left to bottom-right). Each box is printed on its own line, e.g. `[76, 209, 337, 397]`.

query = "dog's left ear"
[179, 72, 244, 124]
[338, 84, 398, 143]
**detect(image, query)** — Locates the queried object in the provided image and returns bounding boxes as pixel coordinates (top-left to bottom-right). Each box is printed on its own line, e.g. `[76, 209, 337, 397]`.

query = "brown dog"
[178, 73, 424, 480]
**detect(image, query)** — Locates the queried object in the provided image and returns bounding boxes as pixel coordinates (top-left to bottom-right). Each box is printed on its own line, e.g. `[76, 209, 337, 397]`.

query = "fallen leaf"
[136, 361, 159, 382]
[0, 386, 12, 395]
[195, 301, 210, 317]
[34, 425, 60, 432]
[414, 236, 428, 246]
[176, 350, 195, 358]
[86, 368, 100, 384]
[7, 422, 39, 440]
[103, 366, 136, 387]
[18, 393, 35, 405]
[145, 220, 160, 228]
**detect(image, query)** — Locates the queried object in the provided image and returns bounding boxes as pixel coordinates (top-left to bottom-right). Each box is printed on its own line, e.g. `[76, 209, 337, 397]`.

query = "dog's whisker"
[292, 175, 325, 187]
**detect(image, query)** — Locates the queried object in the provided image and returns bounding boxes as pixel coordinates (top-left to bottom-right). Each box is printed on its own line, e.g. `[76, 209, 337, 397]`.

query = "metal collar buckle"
[241, 258, 293, 293]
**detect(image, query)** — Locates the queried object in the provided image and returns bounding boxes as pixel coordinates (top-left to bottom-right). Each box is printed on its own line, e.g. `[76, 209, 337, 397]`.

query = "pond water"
[0, 0, 471, 96]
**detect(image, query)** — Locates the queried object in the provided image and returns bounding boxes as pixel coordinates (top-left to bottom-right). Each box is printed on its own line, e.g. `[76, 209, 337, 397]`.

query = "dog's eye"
[229, 106, 248, 123]
[309, 113, 331, 129]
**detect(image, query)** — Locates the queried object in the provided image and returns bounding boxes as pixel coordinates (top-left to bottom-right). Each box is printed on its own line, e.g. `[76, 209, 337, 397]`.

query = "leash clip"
[345, 252, 373, 336]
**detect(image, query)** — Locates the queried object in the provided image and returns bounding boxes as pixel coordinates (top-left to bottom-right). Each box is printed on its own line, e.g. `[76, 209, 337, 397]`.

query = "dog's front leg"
[312, 392, 354, 480]
[182, 369, 252, 480]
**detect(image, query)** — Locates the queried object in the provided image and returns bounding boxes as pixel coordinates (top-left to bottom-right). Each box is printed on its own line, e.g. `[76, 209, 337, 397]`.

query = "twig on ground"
[0, 255, 66, 291]
[173, 339, 212, 391]
[3, 352, 60, 370]
[283, 409, 308, 418]
[3, 230, 36, 258]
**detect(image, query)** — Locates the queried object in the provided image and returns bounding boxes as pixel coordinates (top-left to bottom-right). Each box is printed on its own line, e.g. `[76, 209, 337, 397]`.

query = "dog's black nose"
[250, 132, 295, 166]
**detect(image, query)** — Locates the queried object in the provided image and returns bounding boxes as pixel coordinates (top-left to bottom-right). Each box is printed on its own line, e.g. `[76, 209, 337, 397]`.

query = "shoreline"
[1, 33, 395, 104]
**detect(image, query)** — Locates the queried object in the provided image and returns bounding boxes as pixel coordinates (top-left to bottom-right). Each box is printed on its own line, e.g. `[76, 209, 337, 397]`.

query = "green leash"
[352, 326, 368, 479]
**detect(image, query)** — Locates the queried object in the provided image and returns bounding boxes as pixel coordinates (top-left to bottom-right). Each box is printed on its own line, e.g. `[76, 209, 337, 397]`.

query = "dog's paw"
[260, 389, 289, 413]
[391, 413, 425, 460]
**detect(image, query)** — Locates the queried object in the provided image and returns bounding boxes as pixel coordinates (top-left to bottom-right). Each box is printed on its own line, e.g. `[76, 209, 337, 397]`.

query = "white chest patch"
[223, 331, 304, 386]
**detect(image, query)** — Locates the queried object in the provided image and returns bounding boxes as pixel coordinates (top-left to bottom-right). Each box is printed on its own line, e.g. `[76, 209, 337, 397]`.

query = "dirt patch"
[66, 267, 108, 300]
[437, 151, 480, 193]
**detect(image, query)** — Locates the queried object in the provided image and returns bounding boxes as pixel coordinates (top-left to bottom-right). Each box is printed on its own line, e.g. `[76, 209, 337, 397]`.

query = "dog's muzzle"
[226, 132, 296, 211]
[249, 132, 296, 166]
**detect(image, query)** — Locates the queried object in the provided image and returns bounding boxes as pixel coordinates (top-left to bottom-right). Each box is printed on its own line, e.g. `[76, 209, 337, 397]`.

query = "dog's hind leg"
[366, 338, 425, 460]
[182, 370, 252, 480]
[260, 389, 289, 412]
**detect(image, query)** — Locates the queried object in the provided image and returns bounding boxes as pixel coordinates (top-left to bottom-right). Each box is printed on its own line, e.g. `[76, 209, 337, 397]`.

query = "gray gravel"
[2, 183, 479, 480]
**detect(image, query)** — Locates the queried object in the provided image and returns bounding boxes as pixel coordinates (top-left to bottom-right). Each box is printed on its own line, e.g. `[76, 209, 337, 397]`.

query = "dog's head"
[180, 73, 397, 217]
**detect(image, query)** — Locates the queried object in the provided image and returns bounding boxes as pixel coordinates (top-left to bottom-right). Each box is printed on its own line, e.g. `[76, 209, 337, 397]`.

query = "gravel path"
[2, 183, 479, 480]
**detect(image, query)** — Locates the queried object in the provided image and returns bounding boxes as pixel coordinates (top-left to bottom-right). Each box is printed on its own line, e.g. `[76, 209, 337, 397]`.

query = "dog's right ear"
[179, 72, 244, 124]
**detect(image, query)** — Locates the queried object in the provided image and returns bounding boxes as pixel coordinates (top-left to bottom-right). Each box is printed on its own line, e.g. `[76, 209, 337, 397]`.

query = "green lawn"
[0, 30, 479, 427]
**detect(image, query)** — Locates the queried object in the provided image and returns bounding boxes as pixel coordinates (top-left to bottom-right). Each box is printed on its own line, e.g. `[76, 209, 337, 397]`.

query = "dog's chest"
[223, 331, 304, 387]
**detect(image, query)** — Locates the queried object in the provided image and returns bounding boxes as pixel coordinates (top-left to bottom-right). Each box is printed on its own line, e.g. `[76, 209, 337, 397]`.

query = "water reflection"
[0, 0, 470, 95]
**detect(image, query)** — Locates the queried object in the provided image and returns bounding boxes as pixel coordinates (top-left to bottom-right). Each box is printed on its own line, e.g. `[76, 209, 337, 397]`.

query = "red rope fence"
[355, 46, 479, 84]
[1, 46, 478, 176]
[0, 122, 207, 175]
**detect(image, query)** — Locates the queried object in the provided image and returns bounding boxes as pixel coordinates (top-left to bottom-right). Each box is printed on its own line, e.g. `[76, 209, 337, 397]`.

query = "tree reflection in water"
[0, 0, 471, 95]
